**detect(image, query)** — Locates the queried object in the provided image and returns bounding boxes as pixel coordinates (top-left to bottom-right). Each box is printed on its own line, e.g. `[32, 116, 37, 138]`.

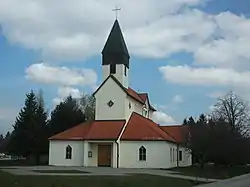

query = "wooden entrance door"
[98, 144, 112, 167]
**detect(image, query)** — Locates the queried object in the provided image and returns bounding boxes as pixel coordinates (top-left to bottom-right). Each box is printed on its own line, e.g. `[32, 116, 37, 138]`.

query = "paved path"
[198, 173, 250, 187]
[0, 166, 219, 182]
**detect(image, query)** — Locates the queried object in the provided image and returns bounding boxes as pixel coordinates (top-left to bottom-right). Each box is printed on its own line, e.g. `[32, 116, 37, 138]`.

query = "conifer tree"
[49, 95, 85, 136]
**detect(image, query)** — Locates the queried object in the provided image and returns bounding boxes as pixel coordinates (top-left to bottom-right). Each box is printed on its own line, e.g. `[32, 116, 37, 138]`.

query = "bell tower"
[102, 19, 130, 88]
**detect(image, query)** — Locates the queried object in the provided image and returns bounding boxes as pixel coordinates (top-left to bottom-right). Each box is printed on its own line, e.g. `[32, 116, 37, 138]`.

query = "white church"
[48, 19, 192, 168]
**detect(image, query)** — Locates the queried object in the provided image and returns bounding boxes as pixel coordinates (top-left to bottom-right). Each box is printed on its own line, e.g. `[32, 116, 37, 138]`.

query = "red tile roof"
[49, 113, 181, 143]
[126, 87, 144, 103]
[49, 122, 92, 140]
[49, 120, 125, 140]
[85, 120, 125, 140]
[121, 112, 176, 142]
[138, 93, 147, 102]
[126, 88, 156, 111]
[160, 125, 189, 143]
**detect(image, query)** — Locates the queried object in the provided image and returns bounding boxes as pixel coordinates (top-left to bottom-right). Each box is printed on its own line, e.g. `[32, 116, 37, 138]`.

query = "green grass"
[0, 159, 47, 166]
[168, 165, 250, 179]
[0, 170, 204, 187]
[33, 170, 90, 173]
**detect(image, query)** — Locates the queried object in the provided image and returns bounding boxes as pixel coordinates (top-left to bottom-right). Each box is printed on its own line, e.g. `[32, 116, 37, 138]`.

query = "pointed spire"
[102, 19, 130, 68]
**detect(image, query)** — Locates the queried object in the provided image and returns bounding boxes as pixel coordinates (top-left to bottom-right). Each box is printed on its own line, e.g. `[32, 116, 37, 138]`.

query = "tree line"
[0, 90, 95, 164]
[1, 89, 250, 167]
[183, 91, 250, 167]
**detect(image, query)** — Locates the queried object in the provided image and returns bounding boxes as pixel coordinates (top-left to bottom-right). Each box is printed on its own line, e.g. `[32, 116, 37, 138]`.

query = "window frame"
[110, 63, 116, 74]
[124, 66, 127, 76]
[179, 150, 183, 161]
[65, 145, 72, 160]
[139, 146, 146, 161]
[142, 106, 148, 117]
[170, 148, 172, 162]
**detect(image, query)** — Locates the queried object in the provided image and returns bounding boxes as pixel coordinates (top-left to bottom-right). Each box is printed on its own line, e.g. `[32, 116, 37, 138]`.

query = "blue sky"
[1, 0, 250, 134]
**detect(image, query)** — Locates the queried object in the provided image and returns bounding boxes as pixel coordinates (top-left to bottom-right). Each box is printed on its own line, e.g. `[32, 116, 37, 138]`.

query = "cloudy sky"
[1, 0, 250, 134]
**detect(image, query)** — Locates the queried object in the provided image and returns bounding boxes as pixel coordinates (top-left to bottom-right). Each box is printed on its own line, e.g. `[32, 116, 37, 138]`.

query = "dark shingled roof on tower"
[102, 19, 130, 67]
[102, 19, 129, 56]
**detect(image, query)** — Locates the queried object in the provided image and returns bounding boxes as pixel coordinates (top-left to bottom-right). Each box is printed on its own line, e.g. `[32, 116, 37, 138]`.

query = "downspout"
[116, 115, 131, 168]
[115, 141, 119, 168]
[177, 144, 179, 168]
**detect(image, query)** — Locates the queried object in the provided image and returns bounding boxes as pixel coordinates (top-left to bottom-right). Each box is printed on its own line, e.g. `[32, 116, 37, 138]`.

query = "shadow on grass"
[33, 170, 90, 174]
[0, 171, 206, 187]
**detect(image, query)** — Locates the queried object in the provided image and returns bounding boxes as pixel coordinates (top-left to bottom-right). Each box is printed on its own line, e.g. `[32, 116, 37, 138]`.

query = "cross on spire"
[112, 5, 121, 19]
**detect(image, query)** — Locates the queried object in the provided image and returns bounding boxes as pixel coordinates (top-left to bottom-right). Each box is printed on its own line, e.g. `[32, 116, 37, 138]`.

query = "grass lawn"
[168, 165, 250, 179]
[0, 170, 205, 187]
[33, 170, 90, 173]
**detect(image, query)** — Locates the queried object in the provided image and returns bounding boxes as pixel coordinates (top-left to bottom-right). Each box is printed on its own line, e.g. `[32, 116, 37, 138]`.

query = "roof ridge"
[159, 126, 178, 141]
[48, 121, 92, 140]
[132, 112, 175, 142]
[94, 119, 126, 122]
[161, 125, 184, 127]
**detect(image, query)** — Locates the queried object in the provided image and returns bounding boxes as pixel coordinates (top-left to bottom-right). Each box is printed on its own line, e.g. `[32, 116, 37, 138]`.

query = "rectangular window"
[110, 64, 116, 74]
[124, 66, 127, 76]
[170, 148, 172, 162]
[172, 148, 175, 162]
[179, 150, 183, 161]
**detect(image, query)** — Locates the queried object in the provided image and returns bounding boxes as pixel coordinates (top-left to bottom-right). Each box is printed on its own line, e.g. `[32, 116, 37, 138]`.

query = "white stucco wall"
[178, 146, 192, 167]
[119, 141, 175, 168]
[95, 77, 127, 120]
[125, 96, 154, 120]
[102, 64, 128, 88]
[49, 140, 84, 166]
[88, 143, 98, 167]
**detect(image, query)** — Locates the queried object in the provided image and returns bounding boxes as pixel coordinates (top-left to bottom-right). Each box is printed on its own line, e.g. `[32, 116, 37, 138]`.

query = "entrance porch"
[84, 141, 118, 168]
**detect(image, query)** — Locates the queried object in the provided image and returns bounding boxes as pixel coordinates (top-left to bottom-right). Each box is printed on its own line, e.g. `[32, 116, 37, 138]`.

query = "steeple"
[102, 19, 130, 68]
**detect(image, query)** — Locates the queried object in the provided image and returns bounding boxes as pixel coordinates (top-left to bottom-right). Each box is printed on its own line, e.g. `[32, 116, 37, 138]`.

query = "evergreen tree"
[33, 90, 48, 163]
[0, 134, 3, 152]
[49, 95, 85, 136]
[8, 90, 48, 164]
[9, 90, 38, 156]
[0, 134, 3, 142]
[0, 131, 11, 153]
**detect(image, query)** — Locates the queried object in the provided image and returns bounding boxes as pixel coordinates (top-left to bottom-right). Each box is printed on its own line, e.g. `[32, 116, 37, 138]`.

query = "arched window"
[65, 145, 72, 159]
[139, 146, 146, 161]
[142, 105, 148, 117]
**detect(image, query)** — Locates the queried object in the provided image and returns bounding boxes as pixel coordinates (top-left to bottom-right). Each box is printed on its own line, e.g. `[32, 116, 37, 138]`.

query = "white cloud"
[25, 63, 97, 86]
[173, 95, 183, 103]
[154, 104, 169, 111]
[0, 0, 249, 72]
[152, 111, 175, 125]
[0, 0, 212, 60]
[0, 0, 249, 69]
[58, 86, 82, 99]
[194, 12, 250, 70]
[207, 91, 225, 99]
[159, 65, 250, 87]
[53, 86, 82, 105]
[52, 98, 62, 106]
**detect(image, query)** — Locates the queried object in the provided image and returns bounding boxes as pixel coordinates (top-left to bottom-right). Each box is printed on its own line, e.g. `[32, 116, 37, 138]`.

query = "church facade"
[48, 20, 192, 168]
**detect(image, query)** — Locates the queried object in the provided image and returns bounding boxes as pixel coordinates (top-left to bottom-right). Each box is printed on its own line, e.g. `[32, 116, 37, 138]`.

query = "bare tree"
[79, 94, 95, 121]
[211, 91, 250, 137]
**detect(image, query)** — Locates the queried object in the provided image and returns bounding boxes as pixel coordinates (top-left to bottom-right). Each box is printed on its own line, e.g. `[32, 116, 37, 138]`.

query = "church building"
[48, 20, 192, 168]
